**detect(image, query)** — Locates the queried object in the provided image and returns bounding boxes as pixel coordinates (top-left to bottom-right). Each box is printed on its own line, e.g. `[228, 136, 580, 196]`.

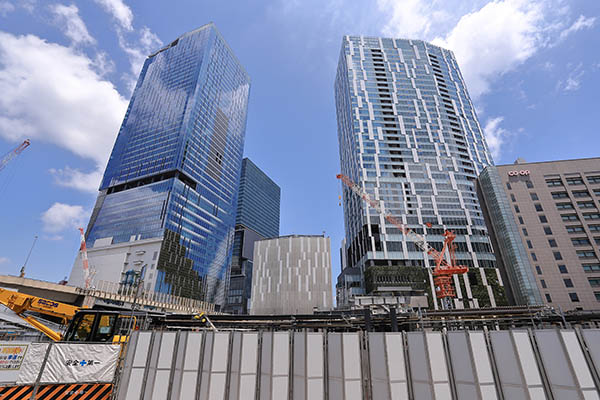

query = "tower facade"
[335, 36, 505, 309]
[224, 158, 280, 314]
[70, 24, 250, 307]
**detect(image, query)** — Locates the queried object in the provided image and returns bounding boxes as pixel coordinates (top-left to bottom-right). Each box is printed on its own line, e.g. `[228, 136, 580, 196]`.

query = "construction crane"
[336, 174, 468, 308]
[0, 139, 30, 173]
[78, 227, 92, 289]
[0, 287, 80, 341]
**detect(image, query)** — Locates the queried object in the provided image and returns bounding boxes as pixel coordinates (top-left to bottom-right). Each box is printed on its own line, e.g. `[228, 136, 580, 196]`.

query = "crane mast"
[0, 139, 30, 173]
[78, 227, 92, 289]
[336, 174, 468, 308]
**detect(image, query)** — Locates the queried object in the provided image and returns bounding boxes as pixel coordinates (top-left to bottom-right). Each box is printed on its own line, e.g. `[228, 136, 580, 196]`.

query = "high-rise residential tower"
[69, 24, 250, 307]
[224, 158, 281, 314]
[335, 36, 505, 309]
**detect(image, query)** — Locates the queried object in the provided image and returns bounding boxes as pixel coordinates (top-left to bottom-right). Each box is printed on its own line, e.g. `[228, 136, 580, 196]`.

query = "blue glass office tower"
[84, 24, 250, 306]
[335, 36, 506, 309]
[225, 158, 280, 314]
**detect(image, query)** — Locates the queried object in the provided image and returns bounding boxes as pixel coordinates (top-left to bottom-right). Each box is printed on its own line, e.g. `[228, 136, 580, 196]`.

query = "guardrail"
[78, 280, 217, 314]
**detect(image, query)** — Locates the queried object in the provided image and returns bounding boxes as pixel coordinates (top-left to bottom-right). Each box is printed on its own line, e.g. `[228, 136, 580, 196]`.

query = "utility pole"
[19, 235, 38, 278]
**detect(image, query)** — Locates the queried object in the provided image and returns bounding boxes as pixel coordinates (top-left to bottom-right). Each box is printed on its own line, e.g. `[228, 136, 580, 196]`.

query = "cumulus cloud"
[0, 257, 9, 264]
[93, 0, 133, 31]
[50, 4, 95, 46]
[431, 1, 553, 99]
[41, 202, 88, 234]
[483, 117, 511, 160]
[0, 31, 128, 192]
[49, 166, 104, 194]
[377, 0, 594, 102]
[559, 15, 596, 40]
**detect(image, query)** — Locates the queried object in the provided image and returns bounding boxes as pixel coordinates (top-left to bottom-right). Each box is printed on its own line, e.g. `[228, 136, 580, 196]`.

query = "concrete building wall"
[250, 235, 332, 315]
[488, 158, 600, 310]
[68, 236, 162, 293]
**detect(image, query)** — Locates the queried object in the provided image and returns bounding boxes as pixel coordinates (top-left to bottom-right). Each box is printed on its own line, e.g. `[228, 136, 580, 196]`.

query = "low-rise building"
[250, 235, 332, 315]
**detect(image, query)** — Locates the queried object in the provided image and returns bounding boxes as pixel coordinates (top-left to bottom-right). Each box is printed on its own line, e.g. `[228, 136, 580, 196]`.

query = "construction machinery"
[336, 173, 468, 308]
[0, 287, 212, 342]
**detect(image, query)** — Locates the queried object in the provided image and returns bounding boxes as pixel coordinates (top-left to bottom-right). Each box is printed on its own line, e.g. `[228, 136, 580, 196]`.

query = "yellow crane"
[0, 287, 213, 342]
[0, 287, 80, 341]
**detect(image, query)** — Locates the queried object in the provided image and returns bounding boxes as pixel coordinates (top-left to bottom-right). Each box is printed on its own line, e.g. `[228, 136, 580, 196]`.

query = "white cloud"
[41, 202, 88, 234]
[49, 166, 104, 194]
[559, 15, 596, 40]
[0, 31, 128, 192]
[377, 0, 593, 102]
[0, 1, 15, 16]
[93, 0, 133, 31]
[0, 257, 9, 264]
[432, 1, 552, 99]
[91, 0, 162, 90]
[117, 27, 162, 91]
[50, 4, 96, 46]
[483, 117, 510, 160]
[557, 62, 584, 92]
[119, 26, 162, 77]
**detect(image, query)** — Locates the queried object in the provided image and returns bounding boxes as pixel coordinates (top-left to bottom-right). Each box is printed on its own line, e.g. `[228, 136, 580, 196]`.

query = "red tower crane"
[0, 139, 30, 173]
[336, 174, 468, 307]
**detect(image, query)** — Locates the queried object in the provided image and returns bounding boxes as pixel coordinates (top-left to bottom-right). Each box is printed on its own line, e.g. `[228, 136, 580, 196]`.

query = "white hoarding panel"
[13, 343, 49, 385]
[0, 342, 42, 384]
[39, 343, 120, 384]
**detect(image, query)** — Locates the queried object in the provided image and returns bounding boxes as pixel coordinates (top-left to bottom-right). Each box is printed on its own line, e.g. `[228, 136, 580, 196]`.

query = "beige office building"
[479, 158, 600, 311]
[250, 235, 332, 315]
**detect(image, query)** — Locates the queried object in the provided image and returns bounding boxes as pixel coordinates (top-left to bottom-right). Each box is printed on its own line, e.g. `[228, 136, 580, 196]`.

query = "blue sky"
[0, 0, 598, 293]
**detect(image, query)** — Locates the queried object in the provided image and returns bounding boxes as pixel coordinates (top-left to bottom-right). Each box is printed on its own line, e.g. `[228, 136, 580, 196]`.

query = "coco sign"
[508, 170, 530, 176]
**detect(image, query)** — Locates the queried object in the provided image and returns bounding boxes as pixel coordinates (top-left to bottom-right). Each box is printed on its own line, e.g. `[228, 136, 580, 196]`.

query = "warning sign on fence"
[0, 344, 27, 370]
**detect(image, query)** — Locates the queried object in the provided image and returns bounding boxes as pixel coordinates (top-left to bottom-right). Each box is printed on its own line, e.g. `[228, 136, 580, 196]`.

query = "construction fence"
[117, 328, 600, 400]
[0, 341, 119, 399]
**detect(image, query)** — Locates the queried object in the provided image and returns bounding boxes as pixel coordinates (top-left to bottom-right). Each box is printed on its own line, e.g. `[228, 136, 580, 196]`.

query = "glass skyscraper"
[82, 24, 250, 306]
[335, 36, 506, 309]
[224, 158, 280, 314]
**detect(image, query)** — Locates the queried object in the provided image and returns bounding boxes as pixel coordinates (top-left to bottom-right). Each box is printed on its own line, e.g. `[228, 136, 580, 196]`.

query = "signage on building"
[508, 170, 530, 176]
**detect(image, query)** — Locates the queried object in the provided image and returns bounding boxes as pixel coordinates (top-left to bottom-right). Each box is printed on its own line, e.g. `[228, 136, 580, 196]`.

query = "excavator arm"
[0, 288, 80, 341]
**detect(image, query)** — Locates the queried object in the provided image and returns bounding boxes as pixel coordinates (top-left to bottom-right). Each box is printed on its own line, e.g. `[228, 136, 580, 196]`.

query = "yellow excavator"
[0, 287, 210, 342]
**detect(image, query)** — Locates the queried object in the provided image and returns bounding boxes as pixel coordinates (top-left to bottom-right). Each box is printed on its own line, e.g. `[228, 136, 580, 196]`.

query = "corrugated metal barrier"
[117, 329, 600, 400]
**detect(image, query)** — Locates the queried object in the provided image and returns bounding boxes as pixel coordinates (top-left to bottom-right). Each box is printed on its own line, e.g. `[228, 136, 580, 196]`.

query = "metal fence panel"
[111, 328, 600, 400]
[342, 332, 363, 400]
[239, 332, 259, 400]
[407, 332, 433, 400]
[488, 331, 528, 400]
[327, 333, 343, 400]
[306, 332, 324, 400]
[293, 332, 306, 400]
[385, 333, 409, 400]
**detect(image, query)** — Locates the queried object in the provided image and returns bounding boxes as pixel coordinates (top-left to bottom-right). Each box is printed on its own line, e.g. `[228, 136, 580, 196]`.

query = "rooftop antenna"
[20, 235, 38, 278]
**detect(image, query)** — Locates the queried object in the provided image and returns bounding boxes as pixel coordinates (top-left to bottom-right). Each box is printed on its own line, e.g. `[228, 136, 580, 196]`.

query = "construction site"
[2, 142, 600, 399]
